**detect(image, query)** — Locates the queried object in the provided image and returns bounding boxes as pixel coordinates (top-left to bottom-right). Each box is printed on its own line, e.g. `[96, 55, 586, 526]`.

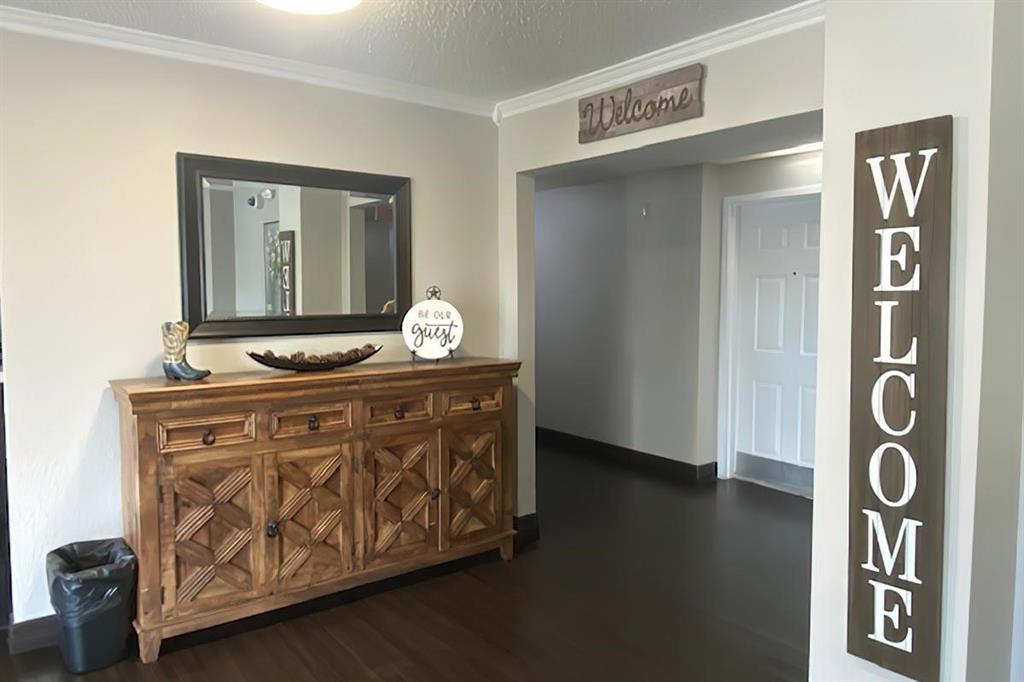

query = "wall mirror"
[178, 153, 411, 338]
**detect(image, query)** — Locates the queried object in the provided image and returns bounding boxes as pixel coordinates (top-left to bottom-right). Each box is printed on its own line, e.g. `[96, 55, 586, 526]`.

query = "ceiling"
[1, 0, 802, 104]
[532, 110, 822, 190]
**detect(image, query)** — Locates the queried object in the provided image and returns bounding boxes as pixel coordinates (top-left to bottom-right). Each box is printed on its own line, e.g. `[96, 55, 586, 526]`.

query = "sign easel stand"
[409, 348, 456, 365]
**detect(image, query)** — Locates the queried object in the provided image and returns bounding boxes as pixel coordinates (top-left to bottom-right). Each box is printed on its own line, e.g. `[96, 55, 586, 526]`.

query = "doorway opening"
[530, 110, 823, 492]
[527, 111, 823, 680]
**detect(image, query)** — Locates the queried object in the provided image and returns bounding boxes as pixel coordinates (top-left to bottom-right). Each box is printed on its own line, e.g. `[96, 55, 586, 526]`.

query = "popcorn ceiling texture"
[3, 0, 799, 101]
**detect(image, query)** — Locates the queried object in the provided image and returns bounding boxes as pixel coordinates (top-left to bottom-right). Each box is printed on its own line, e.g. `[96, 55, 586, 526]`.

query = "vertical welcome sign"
[848, 115, 952, 682]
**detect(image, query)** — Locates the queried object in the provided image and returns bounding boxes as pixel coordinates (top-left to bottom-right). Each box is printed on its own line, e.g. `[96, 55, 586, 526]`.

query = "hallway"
[1, 434, 812, 682]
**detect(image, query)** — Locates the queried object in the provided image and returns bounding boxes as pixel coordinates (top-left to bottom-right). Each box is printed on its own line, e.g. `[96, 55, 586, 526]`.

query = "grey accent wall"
[363, 208, 397, 313]
[232, 183, 279, 316]
[535, 167, 704, 464]
[207, 188, 236, 318]
[536, 179, 629, 447]
[299, 187, 345, 315]
[347, 206, 366, 313]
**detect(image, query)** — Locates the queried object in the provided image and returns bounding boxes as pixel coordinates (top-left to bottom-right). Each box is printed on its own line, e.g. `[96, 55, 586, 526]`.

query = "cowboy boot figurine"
[162, 321, 211, 381]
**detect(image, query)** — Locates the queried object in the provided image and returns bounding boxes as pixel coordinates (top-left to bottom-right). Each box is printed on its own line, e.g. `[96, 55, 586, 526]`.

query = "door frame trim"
[716, 184, 822, 479]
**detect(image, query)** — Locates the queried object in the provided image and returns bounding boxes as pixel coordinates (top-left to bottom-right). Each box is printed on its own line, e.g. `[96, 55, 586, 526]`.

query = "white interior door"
[733, 193, 820, 469]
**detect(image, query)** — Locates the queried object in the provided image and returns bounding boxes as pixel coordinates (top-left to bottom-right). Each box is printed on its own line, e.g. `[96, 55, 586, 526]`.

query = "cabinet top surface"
[111, 357, 520, 403]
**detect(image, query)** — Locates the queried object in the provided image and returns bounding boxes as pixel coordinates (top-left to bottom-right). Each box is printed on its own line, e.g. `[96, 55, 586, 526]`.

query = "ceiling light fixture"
[256, 0, 362, 15]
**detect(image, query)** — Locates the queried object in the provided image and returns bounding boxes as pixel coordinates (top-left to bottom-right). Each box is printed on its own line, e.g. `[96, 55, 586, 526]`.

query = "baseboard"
[7, 613, 58, 655]
[537, 427, 717, 483]
[513, 513, 539, 551]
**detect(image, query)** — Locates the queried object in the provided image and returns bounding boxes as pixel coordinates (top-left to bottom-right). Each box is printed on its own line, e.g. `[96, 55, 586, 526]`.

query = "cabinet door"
[267, 443, 353, 592]
[163, 454, 263, 617]
[442, 421, 502, 548]
[364, 429, 439, 567]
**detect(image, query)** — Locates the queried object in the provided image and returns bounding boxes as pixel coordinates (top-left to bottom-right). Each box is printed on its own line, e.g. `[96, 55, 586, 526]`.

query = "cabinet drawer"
[270, 401, 352, 439]
[365, 393, 433, 427]
[158, 412, 256, 453]
[442, 386, 503, 416]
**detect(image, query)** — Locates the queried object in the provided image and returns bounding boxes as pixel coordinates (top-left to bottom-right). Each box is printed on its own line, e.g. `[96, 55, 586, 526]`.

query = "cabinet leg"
[138, 630, 162, 664]
[499, 537, 514, 561]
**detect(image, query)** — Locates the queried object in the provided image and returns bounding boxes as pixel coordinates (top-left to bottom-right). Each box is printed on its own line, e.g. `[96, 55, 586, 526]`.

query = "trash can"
[46, 538, 136, 673]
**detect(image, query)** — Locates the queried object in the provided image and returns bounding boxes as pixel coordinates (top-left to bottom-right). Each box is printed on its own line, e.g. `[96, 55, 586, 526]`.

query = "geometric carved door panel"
[442, 422, 502, 548]
[164, 454, 263, 616]
[364, 429, 439, 568]
[267, 444, 353, 593]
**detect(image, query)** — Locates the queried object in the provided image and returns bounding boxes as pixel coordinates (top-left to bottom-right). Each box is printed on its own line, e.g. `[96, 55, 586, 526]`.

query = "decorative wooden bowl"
[246, 344, 382, 372]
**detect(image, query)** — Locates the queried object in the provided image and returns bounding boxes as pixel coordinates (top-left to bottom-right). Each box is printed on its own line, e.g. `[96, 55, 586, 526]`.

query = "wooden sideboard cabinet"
[111, 358, 520, 663]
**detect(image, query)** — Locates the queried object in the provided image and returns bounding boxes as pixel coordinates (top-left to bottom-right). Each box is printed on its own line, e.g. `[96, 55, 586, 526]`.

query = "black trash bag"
[46, 538, 136, 674]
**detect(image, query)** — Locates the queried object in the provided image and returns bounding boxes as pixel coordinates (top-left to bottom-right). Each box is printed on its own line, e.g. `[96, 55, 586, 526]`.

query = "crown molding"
[0, 4, 494, 117]
[0, 1, 823, 124]
[492, 0, 825, 121]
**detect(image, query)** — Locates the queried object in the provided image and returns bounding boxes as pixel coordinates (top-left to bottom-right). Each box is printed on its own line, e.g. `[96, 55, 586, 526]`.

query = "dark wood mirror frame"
[177, 153, 412, 339]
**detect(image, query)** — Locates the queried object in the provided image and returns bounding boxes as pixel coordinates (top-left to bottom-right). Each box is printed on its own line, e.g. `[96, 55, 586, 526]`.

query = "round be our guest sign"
[402, 287, 464, 360]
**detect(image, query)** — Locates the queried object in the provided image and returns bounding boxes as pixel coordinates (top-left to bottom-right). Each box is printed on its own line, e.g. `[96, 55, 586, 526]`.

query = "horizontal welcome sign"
[847, 115, 952, 682]
[577, 63, 704, 144]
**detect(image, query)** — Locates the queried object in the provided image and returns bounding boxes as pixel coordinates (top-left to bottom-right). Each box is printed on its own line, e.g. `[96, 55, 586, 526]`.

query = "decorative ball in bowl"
[247, 344, 382, 371]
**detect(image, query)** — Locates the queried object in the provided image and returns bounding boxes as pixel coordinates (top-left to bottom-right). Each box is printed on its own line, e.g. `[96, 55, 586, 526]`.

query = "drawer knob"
[308, 415, 320, 432]
[394, 406, 405, 420]
[470, 397, 481, 411]
[430, 488, 441, 501]
[266, 521, 280, 538]
[201, 430, 216, 446]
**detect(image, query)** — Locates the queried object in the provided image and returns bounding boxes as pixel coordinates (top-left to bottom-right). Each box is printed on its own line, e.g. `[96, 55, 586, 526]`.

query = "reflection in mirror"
[201, 179, 398, 320]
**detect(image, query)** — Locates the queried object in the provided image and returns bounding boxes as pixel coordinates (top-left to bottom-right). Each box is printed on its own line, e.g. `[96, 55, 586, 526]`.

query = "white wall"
[499, 22, 827, 514]
[966, 0, 1024, 678]
[0, 31, 498, 622]
[535, 167, 703, 463]
[809, 1, 999, 680]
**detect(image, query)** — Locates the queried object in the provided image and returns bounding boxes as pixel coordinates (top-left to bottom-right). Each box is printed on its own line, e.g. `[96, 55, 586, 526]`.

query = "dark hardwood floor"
[0, 435, 812, 682]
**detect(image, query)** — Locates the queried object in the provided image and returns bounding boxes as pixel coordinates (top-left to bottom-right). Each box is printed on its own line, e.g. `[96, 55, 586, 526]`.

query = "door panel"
[267, 443, 353, 592]
[442, 422, 502, 548]
[363, 429, 439, 567]
[735, 194, 821, 468]
[164, 454, 262, 616]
